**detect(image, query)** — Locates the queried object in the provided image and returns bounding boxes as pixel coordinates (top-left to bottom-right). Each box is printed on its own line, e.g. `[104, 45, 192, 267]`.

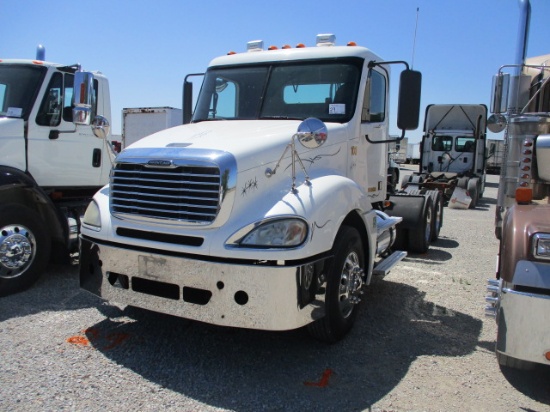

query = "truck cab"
[0, 54, 113, 296]
[79, 35, 435, 342]
[484, 0, 550, 370]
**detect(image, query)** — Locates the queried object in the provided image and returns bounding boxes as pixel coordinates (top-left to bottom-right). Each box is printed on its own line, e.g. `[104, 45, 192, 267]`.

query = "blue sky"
[2, 0, 549, 141]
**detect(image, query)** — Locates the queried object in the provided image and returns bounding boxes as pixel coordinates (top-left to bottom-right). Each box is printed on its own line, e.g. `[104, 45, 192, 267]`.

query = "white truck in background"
[0, 46, 114, 296]
[79, 34, 441, 342]
[401, 104, 488, 209]
[122, 107, 182, 149]
[485, 0, 550, 370]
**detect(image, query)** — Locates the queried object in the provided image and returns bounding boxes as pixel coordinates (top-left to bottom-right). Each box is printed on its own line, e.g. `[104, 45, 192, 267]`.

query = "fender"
[0, 165, 68, 248]
[385, 193, 428, 229]
[257, 174, 377, 266]
[500, 203, 550, 283]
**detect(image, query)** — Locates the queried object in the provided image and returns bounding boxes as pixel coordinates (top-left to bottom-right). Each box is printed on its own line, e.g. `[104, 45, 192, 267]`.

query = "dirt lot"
[1, 170, 549, 411]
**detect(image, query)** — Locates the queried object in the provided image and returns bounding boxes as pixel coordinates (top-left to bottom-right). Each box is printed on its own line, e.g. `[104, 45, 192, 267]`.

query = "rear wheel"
[0, 206, 51, 296]
[468, 178, 479, 209]
[308, 226, 365, 343]
[407, 197, 433, 253]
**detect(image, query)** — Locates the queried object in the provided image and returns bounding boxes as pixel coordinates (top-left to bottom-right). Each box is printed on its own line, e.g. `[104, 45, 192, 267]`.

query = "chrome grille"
[110, 163, 221, 223]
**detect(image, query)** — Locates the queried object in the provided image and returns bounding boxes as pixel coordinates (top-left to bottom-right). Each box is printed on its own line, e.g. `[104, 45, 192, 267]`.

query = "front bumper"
[497, 286, 550, 366]
[79, 237, 327, 331]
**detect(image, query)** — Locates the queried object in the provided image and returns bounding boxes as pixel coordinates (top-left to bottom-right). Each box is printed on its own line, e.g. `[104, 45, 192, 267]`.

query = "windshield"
[192, 58, 362, 123]
[432, 135, 475, 152]
[0, 64, 47, 119]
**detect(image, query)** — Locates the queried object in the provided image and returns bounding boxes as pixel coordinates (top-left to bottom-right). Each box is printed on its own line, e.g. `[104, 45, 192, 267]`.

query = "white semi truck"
[401, 104, 488, 209]
[79, 34, 439, 342]
[0, 46, 113, 296]
[485, 0, 550, 369]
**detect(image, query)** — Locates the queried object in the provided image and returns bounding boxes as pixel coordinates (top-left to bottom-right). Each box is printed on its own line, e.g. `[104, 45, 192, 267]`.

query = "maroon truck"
[485, 0, 550, 369]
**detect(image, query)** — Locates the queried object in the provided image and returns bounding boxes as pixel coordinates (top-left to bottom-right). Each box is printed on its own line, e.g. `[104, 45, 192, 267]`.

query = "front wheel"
[0, 205, 51, 296]
[308, 226, 365, 343]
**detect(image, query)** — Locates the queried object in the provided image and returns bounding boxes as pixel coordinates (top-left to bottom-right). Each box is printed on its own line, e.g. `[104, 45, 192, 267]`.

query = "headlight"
[532, 233, 550, 260]
[82, 200, 101, 231]
[240, 218, 308, 248]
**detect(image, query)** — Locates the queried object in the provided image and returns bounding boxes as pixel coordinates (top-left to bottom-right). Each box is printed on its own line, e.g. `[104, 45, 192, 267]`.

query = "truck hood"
[0, 116, 24, 138]
[121, 120, 338, 172]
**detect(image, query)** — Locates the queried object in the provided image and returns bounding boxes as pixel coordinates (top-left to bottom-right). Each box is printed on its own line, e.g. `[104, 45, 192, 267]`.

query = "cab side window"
[36, 72, 63, 126]
[62, 74, 74, 122]
[362, 70, 386, 122]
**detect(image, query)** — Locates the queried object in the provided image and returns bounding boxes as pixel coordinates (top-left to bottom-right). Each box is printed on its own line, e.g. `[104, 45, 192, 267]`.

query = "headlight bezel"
[82, 200, 102, 231]
[532, 233, 550, 260]
[228, 217, 309, 249]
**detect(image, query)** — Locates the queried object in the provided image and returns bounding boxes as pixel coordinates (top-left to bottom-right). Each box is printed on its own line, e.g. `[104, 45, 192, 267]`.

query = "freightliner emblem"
[147, 159, 173, 167]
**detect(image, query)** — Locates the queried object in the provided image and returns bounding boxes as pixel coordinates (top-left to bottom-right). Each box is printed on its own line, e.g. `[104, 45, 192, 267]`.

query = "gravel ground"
[1, 170, 550, 412]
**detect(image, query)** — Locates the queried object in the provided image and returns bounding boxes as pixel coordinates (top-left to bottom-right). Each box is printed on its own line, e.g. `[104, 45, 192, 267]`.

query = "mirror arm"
[365, 129, 405, 144]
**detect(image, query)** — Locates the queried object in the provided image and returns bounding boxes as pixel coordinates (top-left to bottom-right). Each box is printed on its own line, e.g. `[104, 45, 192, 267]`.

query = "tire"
[407, 197, 433, 253]
[457, 176, 469, 189]
[401, 174, 411, 189]
[388, 169, 398, 192]
[431, 192, 444, 242]
[467, 178, 479, 209]
[308, 226, 365, 343]
[0, 205, 51, 296]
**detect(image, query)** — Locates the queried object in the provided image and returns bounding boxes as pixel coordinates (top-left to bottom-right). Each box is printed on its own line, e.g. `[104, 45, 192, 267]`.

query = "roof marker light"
[347, 41, 357, 46]
[296, 43, 306, 48]
[282, 44, 292, 49]
[316, 33, 336, 46]
[268, 45, 278, 50]
[247, 40, 264, 52]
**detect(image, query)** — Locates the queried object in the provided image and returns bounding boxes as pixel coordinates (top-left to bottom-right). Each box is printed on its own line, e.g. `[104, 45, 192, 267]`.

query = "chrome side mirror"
[490, 73, 509, 114]
[487, 114, 507, 133]
[91, 115, 110, 139]
[72, 71, 95, 125]
[296, 117, 328, 149]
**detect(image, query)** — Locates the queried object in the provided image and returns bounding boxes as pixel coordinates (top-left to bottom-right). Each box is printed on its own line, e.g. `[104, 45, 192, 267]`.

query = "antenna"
[411, 7, 420, 69]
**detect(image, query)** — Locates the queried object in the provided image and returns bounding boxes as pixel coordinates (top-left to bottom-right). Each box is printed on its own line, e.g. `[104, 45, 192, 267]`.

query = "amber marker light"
[227, 51, 236, 55]
[545, 351, 550, 361]
[282, 44, 292, 49]
[516, 187, 533, 204]
[347, 41, 357, 46]
[296, 43, 306, 48]
[268, 45, 278, 50]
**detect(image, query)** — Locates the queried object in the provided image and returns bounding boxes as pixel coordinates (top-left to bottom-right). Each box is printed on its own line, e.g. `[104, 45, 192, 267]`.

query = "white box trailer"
[388, 137, 407, 163]
[122, 107, 182, 148]
[406, 142, 420, 164]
